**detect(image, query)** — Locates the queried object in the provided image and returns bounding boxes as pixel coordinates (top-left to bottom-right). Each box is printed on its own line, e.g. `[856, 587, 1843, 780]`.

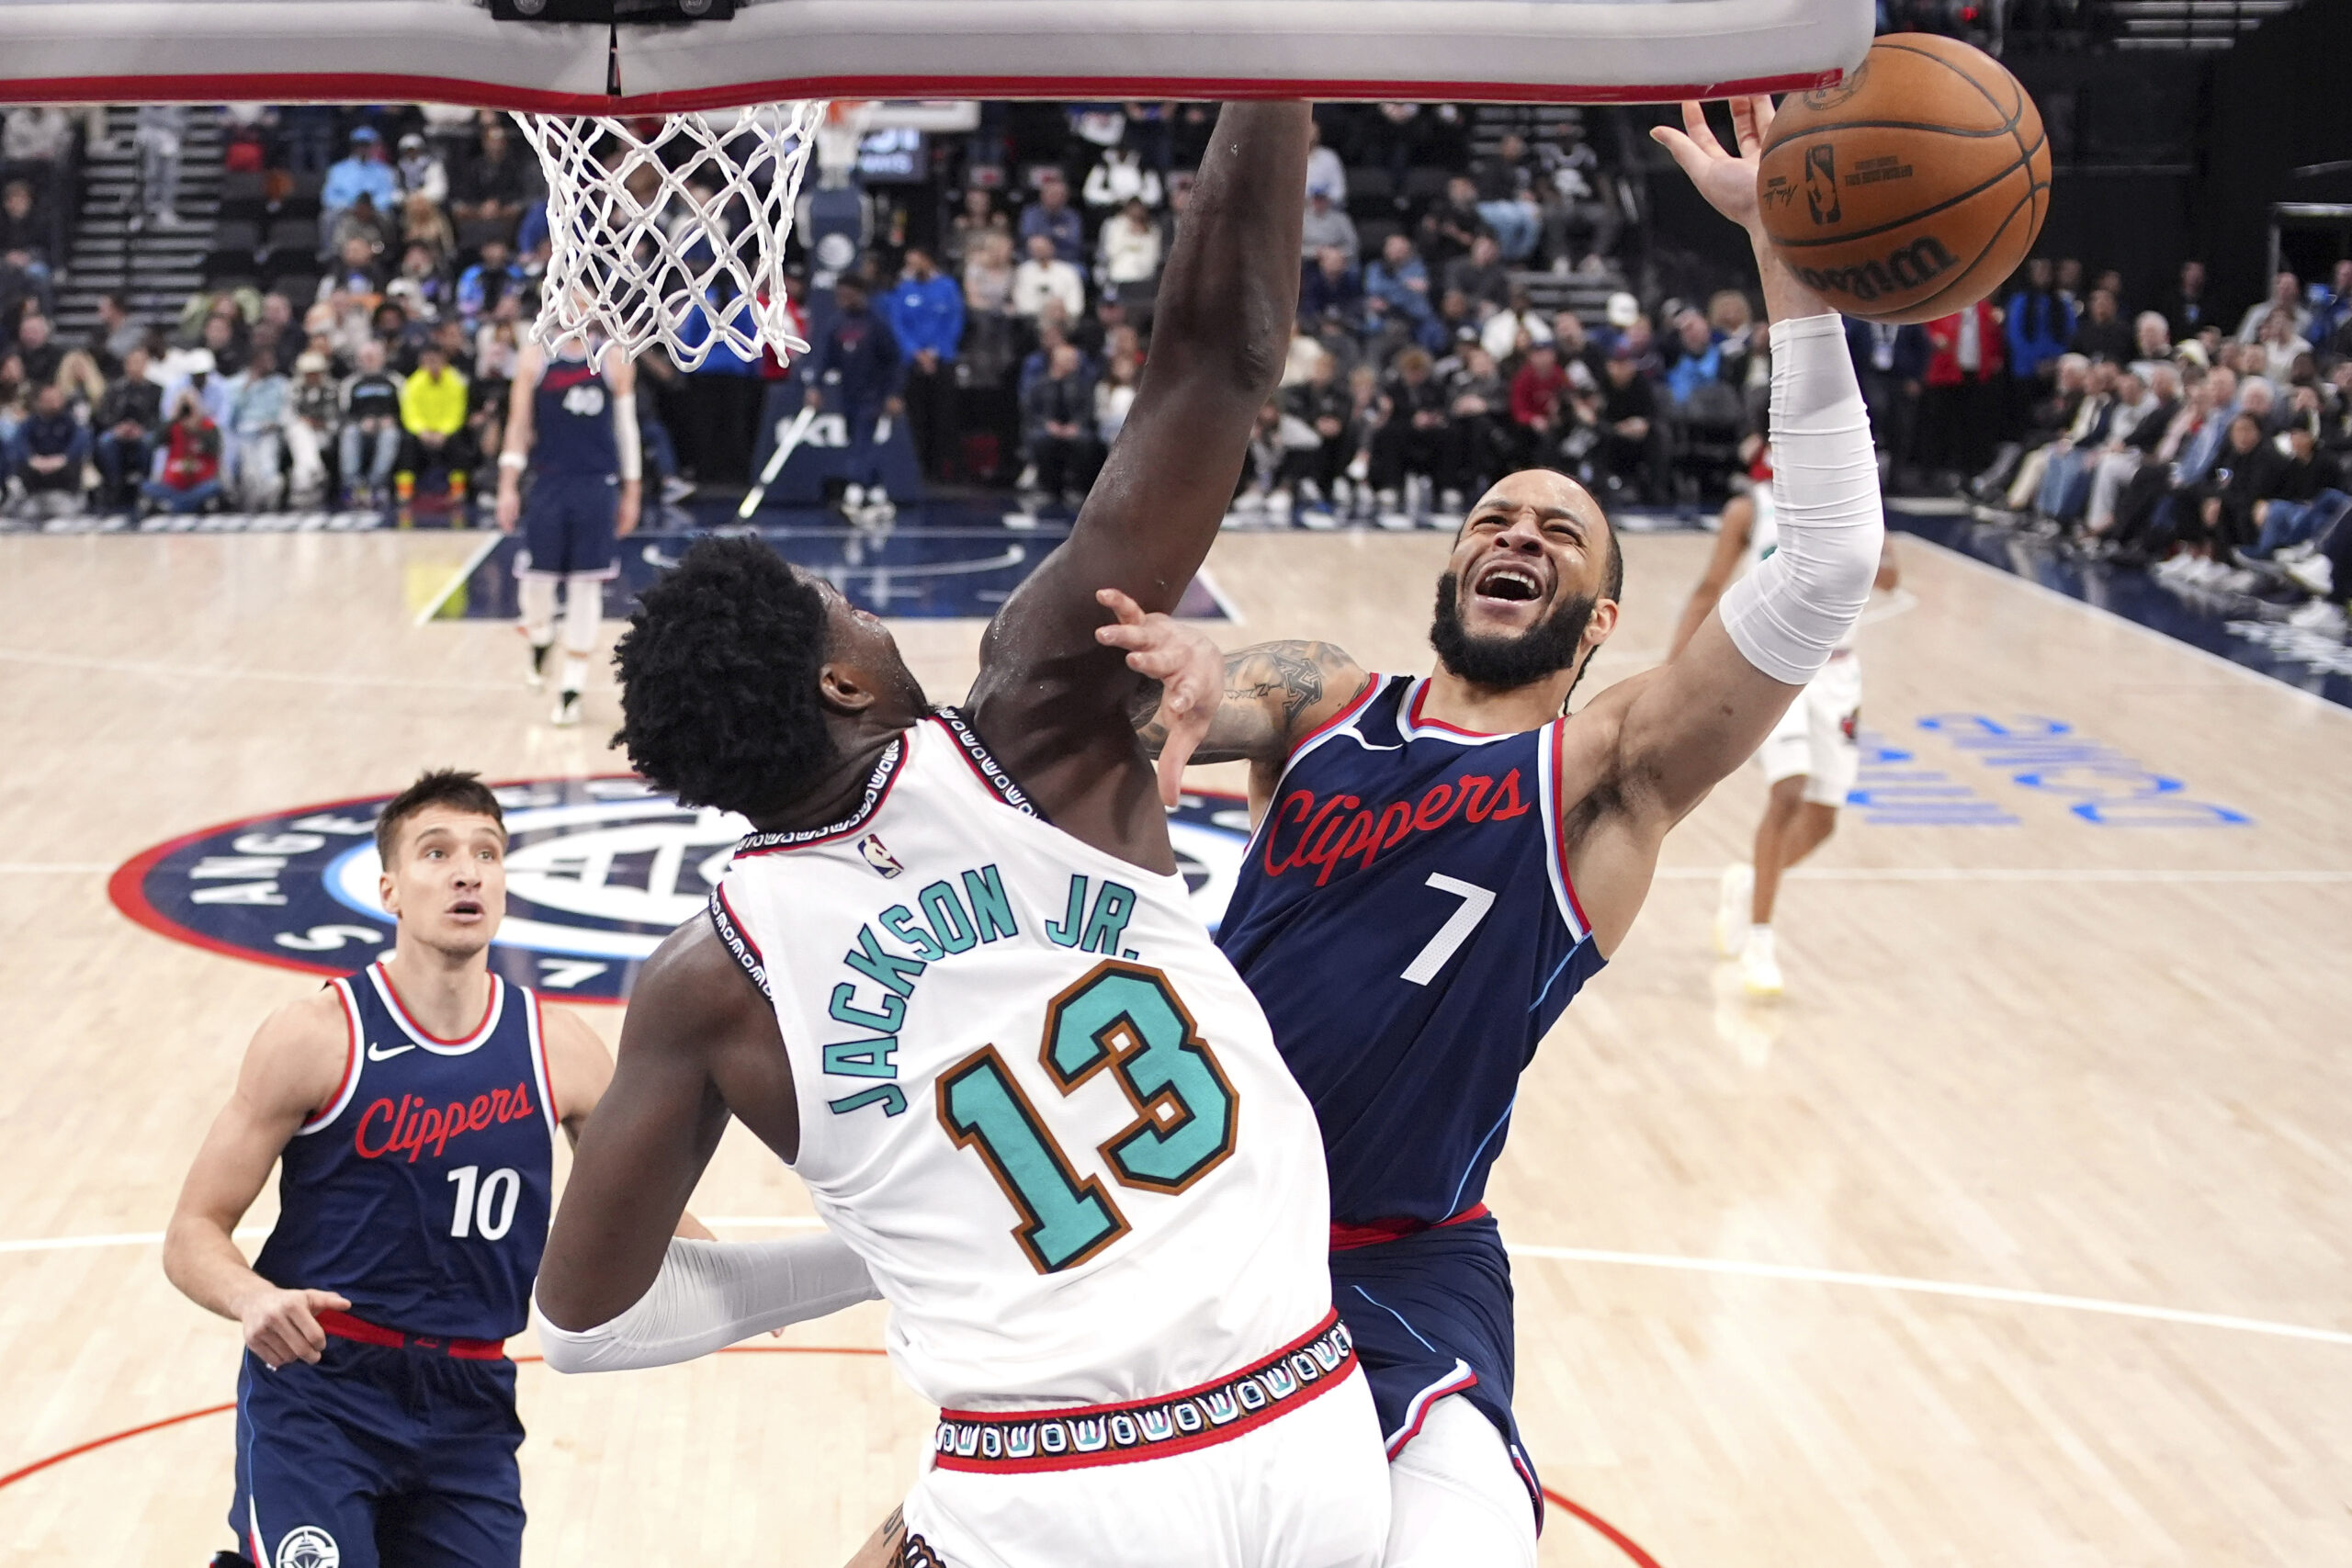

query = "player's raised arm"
[964, 102, 1309, 865]
[1604, 96, 1884, 821]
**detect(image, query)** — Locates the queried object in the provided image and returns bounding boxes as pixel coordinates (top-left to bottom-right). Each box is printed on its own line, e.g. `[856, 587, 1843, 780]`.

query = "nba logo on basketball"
[1804, 144, 1841, 224]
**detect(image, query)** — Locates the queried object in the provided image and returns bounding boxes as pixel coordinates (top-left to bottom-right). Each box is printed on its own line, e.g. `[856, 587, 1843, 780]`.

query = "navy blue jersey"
[529, 356, 620, 478]
[1216, 673, 1606, 1229]
[251, 965, 557, 1340]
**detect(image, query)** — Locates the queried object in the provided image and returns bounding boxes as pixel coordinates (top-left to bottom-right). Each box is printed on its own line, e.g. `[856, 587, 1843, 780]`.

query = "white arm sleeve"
[612, 390, 642, 482]
[531, 1232, 879, 1374]
[1717, 314, 1885, 685]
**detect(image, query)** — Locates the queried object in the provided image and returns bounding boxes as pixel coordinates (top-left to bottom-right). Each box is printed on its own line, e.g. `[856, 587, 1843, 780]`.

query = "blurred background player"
[494, 329, 642, 727]
[161, 769, 707, 1568]
[1673, 443, 1902, 997]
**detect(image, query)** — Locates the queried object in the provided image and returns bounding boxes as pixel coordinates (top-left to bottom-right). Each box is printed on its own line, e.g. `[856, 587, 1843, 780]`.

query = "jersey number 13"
[937, 962, 1237, 1273]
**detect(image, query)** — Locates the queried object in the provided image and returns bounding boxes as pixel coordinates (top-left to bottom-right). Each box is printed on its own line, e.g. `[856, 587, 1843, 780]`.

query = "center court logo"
[111, 777, 1254, 1003]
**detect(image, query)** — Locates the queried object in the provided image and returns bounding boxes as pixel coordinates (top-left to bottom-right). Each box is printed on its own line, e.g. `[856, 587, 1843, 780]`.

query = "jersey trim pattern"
[366, 964, 504, 1052]
[296, 979, 368, 1135]
[706, 883, 773, 1001]
[931, 708, 1042, 818]
[733, 738, 908, 857]
[931, 1310, 1357, 1474]
[1383, 1357, 1480, 1458]
[1533, 720, 1596, 944]
[526, 991, 560, 1134]
[1398, 676, 1521, 747]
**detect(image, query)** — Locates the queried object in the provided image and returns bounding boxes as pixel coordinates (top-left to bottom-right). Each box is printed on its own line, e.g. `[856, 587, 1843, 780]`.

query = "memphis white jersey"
[708, 711, 1334, 1413]
[1744, 484, 1860, 654]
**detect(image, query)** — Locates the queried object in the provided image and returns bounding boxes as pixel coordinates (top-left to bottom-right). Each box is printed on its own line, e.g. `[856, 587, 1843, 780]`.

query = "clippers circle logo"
[111, 777, 1253, 1003]
[276, 1526, 339, 1568]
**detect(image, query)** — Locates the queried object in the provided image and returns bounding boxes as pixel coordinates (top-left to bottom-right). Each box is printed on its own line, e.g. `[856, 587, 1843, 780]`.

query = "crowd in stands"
[2, 97, 2349, 632]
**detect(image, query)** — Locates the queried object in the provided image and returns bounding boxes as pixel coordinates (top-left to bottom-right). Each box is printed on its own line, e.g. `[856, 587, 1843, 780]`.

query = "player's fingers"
[1747, 92, 1778, 143]
[1094, 586, 1147, 626]
[287, 1302, 328, 1356]
[1155, 725, 1201, 809]
[1730, 96, 1765, 155]
[1681, 98, 1724, 158]
[1093, 620, 1159, 653]
[313, 1291, 354, 1314]
[1647, 123, 1712, 185]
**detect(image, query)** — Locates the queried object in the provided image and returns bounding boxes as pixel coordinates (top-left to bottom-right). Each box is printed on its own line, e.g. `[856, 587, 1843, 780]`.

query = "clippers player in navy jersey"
[1103, 97, 1890, 1564]
[164, 770, 707, 1568]
[494, 331, 642, 728]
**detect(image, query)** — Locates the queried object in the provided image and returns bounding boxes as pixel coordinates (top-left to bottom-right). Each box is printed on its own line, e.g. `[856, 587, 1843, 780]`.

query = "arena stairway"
[51, 107, 222, 344]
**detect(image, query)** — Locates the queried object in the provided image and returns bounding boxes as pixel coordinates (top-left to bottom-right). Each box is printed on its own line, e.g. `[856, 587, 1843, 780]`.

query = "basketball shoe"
[1738, 926, 1784, 998]
[1713, 863, 1754, 957]
[552, 690, 583, 727]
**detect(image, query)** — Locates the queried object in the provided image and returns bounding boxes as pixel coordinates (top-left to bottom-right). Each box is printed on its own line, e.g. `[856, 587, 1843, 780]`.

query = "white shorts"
[902, 1364, 1390, 1568]
[1757, 650, 1863, 807]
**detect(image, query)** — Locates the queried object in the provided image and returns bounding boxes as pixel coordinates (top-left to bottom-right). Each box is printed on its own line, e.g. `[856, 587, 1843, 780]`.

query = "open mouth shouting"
[1469, 556, 1551, 617]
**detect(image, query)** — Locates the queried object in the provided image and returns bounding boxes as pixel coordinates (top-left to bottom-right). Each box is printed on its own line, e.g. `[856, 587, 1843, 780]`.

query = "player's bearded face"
[1429, 571, 1597, 688]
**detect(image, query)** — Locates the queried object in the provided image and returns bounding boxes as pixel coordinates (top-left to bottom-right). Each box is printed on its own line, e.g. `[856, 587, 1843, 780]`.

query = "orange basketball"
[1757, 33, 2051, 325]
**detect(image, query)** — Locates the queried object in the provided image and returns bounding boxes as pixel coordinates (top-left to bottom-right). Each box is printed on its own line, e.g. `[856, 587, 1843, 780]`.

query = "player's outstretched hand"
[1649, 96, 1776, 238]
[238, 1285, 352, 1371]
[1095, 587, 1222, 808]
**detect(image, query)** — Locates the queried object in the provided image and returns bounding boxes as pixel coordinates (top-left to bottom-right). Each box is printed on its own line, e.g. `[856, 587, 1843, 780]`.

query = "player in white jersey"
[528, 103, 1388, 1568]
[1672, 446, 1900, 996]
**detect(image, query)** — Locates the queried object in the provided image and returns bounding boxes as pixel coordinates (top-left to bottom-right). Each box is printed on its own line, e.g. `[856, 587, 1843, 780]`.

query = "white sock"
[560, 654, 589, 697]
[518, 573, 558, 646]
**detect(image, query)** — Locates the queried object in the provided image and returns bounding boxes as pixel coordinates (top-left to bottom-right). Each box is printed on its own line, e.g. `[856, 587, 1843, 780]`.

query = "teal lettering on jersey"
[1045, 874, 1136, 955]
[1045, 875, 1089, 947]
[827, 863, 1022, 1119]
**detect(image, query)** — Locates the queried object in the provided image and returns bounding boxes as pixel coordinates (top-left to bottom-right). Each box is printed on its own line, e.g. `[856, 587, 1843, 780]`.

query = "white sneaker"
[842, 483, 865, 512]
[2284, 554, 2335, 597]
[552, 690, 582, 728]
[525, 638, 550, 691]
[1739, 927, 1784, 998]
[1713, 863, 1754, 958]
[1267, 489, 1294, 521]
[2288, 598, 2347, 632]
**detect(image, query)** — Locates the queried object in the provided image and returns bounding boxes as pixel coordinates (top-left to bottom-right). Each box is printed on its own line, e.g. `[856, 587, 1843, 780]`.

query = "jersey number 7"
[937, 961, 1238, 1273]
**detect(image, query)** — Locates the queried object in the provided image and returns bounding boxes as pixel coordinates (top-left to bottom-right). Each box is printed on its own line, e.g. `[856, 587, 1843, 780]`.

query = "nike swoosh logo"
[366, 1041, 417, 1062]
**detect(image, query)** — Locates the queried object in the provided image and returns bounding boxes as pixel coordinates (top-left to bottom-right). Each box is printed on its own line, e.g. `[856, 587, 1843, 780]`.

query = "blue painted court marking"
[425, 501, 1228, 623]
[1887, 509, 2352, 714]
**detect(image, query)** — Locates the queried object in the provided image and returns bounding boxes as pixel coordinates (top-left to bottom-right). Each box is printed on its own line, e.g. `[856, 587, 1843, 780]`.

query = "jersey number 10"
[446, 1165, 523, 1241]
[938, 962, 1237, 1274]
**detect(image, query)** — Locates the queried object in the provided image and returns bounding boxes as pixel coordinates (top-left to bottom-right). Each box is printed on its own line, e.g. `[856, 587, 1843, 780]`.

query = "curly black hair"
[613, 536, 836, 820]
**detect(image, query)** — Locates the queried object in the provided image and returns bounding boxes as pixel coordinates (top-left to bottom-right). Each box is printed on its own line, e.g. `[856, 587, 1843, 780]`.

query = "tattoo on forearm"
[1230, 641, 1340, 729]
[1129, 677, 1169, 755]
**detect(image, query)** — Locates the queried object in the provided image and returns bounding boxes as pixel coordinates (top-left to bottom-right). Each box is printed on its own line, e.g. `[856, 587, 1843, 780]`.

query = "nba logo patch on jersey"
[857, 832, 906, 878]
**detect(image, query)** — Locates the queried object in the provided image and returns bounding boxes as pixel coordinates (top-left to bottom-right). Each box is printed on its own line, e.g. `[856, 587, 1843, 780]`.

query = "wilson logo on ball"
[1792, 235, 1959, 305]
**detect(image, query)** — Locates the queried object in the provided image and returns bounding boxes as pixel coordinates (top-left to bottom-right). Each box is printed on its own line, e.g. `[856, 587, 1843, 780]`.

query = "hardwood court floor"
[2, 524, 2346, 1566]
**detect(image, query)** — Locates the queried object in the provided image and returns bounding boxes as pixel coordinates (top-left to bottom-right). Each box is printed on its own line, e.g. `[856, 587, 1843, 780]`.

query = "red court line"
[0, 1347, 1663, 1568]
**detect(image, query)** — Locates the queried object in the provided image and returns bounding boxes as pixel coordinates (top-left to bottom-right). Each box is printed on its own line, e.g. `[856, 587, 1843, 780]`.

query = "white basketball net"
[515, 102, 828, 370]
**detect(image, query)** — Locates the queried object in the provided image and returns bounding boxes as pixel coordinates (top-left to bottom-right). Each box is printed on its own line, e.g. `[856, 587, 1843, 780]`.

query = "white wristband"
[498, 450, 527, 471]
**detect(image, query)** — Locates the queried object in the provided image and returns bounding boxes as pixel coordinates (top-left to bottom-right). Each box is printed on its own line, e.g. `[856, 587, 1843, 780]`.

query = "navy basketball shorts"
[516, 473, 619, 580]
[1328, 1214, 1544, 1527]
[231, 1339, 526, 1568]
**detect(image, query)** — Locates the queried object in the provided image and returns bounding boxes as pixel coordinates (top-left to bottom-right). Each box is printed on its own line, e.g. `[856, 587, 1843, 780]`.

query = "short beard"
[1429, 571, 1596, 694]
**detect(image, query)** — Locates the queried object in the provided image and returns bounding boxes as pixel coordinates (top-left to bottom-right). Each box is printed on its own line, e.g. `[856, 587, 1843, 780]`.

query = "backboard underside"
[0, 0, 1871, 111]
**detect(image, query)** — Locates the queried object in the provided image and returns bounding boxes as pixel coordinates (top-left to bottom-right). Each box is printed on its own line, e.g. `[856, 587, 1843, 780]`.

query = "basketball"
[1758, 32, 2050, 324]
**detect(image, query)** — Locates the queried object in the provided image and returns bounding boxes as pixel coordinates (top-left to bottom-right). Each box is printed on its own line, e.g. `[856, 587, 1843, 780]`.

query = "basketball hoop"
[515, 101, 827, 370]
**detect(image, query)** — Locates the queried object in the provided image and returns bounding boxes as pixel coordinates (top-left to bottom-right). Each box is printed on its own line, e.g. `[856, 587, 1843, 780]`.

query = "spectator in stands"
[1597, 343, 1666, 503]
[322, 127, 400, 257]
[1444, 232, 1509, 312]
[2235, 270, 2309, 345]
[1470, 132, 1540, 263]
[320, 235, 388, 305]
[456, 238, 524, 329]
[1552, 309, 1603, 384]
[332, 191, 398, 263]
[130, 105, 187, 227]
[2167, 411, 2279, 574]
[2, 106, 72, 170]
[1097, 197, 1162, 290]
[2245, 421, 2346, 559]
[2069, 288, 2133, 364]
[1418, 176, 1484, 271]
[1021, 340, 1097, 504]
[143, 389, 224, 514]
[196, 310, 248, 380]
[15, 309, 61, 386]
[0, 181, 53, 301]
[1507, 339, 1566, 468]
[2255, 310, 2309, 384]
[1019, 171, 1085, 265]
[2128, 311, 2173, 375]
[945, 187, 1011, 270]
[1844, 317, 1928, 488]
[0, 351, 22, 447]
[390, 241, 452, 322]
[1083, 146, 1162, 214]
[1281, 346, 1350, 506]
[1370, 346, 1449, 509]
[89, 293, 144, 375]
[881, 248, 965, 482]
[474, 294, 525, 391]
[1012, 232, 1086, 324]
[1476, 287, 1548, 363]
[402, 194, 457, 269]
[1304, 119, 1347, 208]
[6, 381, 86, 519]
[395, 339, 470, 509]
[1299, 186, 1358, 264]
[339, 339, 405, 507]
[1094, 351, 1140, 450]
[282, 350, 338, 509]
[2040, 367, 2155, 528]
[450, 118, 536, 248]
[1299, 245, 1364, 330]
[1921, 299, 2004, 489]
[2005, 258, 2076, 396]
[226, 345, 290, 510]
[1541, 119, 1620, 270]
[92, 344, 163, 509]
[2304, 260, 2352, 348]
[1363, 231, 1439, 352]
[2006, 355, 2108, 513]
[2083, 361, 2184, 542]
[395, 131, 449, 206]
[2159, 258, 2213, 342]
